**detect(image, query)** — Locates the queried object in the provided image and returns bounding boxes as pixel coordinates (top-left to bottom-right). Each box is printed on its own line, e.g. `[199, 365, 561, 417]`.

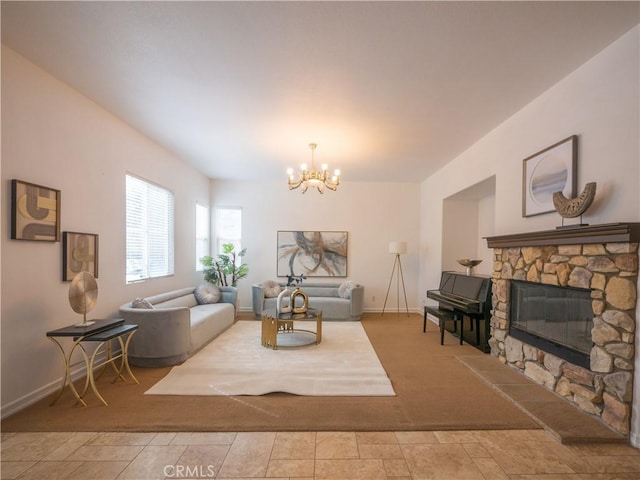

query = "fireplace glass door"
[509, 280, 593, 367]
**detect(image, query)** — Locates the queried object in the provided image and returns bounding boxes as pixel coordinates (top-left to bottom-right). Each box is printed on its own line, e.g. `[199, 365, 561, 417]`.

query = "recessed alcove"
[442, 176, 496, 274]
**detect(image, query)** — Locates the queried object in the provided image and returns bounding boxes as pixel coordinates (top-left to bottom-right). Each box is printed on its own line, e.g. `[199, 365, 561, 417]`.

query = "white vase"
[276, 288, 292, 315]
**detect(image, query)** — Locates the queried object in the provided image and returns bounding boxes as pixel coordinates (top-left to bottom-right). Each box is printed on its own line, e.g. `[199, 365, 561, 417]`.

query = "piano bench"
[424, 306, 464, 345]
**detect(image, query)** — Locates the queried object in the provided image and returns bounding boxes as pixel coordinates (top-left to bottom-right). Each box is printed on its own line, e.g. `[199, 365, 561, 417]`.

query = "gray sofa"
[119, 286, 237, 367]
[252, 282, 364, 320]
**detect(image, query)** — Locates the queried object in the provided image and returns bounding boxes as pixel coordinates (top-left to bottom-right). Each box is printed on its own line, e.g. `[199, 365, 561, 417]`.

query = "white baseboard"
[240, 307, 424, 315]
[1, 351, 111, 419]
[631, 430, 639, 448]
[363, 307, 423, 315]
[241, 307, 425, 315]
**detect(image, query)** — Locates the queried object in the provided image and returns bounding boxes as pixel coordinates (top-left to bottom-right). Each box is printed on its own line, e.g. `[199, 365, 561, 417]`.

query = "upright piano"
[424, 271, 492, 352]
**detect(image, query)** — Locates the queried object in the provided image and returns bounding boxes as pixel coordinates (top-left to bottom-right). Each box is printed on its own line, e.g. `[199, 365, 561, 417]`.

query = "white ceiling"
[2, 1, 638, 183]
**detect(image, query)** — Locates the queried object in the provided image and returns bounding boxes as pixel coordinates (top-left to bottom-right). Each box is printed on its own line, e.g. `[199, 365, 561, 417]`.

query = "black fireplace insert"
[509, 280, 593, 368]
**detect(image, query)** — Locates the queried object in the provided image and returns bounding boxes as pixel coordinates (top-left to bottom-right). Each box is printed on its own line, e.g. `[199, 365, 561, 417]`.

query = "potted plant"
[286, 273, 306, 287]
[200, 243, 248, 287]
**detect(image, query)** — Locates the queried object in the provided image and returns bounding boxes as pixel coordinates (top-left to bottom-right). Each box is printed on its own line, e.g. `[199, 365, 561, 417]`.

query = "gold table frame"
[47, 319, 139, 406]
[261, 308, 322, 349]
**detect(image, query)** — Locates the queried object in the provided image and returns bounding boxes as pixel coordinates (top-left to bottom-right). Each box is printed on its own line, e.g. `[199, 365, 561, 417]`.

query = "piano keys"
[425, 271, 492, 352]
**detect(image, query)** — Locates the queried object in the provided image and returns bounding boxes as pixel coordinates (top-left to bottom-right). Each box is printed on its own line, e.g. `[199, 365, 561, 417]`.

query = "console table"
[261, 308, 322, 349]
[47, 319, 139, 406]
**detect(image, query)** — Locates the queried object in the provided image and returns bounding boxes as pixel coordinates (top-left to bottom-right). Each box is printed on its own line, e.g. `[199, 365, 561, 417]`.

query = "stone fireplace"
[486, 223, 639, 436]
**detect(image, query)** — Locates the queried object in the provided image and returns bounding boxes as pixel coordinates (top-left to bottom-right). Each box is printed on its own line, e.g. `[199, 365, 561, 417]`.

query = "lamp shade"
[389, 241, 407, 255]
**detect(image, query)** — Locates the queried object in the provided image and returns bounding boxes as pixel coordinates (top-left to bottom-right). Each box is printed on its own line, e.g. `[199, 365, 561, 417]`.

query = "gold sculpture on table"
[553, 182, 597, 228]
[291, 287, 309, 314]
[69, 271, 98, 326]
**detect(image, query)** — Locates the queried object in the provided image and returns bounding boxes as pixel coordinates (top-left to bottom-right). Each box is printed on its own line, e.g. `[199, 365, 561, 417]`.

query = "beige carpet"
[0, 314, 540, 432]
[146, 321, 395, 396]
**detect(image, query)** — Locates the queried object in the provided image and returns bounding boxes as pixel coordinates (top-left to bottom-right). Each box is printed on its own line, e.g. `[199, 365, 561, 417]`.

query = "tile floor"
[2, 429, 640, 479]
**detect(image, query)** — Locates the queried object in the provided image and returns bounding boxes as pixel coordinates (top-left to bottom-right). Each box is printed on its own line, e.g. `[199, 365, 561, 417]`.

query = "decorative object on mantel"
[287, 143, 341, 194]
[552, 181, 597, 229]
[522, 135, 577, 217]
[69, 271, 98, 326]
[457, 258, 482, 276]
[382, 241, 409, 317]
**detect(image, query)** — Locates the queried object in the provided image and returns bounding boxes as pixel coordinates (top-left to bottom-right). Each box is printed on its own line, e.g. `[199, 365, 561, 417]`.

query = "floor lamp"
[382, 241, 409, 316]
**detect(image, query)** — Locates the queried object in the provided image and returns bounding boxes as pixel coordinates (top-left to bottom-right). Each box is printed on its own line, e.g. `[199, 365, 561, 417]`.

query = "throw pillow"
[194, 283, 221, 304]
[262, 280, 282, 298]
[132, 297, 154, 309]
[338, 281, 355, 299]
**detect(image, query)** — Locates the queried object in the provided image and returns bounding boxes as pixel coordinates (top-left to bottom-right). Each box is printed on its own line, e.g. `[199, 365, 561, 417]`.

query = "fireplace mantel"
[485, 222, 640, 248]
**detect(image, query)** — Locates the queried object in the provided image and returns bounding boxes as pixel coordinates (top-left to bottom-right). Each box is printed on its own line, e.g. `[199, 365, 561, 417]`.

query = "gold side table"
[47, 319, 138, 406]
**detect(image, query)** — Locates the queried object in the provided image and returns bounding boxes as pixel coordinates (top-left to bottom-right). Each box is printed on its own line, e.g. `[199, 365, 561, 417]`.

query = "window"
[195, 203, 209, 271]
[215, 207, 242, 256]
[126, 174, 174, 283]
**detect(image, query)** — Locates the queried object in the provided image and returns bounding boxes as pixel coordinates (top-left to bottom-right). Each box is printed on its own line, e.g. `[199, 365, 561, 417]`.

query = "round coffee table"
[261, 308, 322, 349]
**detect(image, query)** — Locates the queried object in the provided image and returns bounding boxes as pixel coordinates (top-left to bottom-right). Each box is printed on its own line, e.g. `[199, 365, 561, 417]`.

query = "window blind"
[126, 174, 174, 283]
[195, 203, 209, 270]
[215, 207, 242, 255]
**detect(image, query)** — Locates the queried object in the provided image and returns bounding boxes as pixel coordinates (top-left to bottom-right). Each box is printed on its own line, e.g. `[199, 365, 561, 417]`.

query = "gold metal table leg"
[48, 337, 89, 407]
[88, 343, 110, 406]
[261, 315, 277, 349]
[316, 310, 322, 344]
[85, 330, 140, 406]
[121, 330, 139, 384]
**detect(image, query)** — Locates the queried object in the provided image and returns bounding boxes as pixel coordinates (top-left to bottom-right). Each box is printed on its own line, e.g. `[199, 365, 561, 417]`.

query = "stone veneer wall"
[490, 242, 638, 435]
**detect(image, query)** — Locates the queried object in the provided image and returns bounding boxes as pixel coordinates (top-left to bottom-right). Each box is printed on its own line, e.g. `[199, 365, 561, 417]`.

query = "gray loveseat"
[252, 282, 364, 320]
[119, 286, 237, 367]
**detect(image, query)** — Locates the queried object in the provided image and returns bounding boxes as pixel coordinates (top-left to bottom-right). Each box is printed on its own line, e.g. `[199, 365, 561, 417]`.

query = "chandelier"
[286, 143, 341, 194]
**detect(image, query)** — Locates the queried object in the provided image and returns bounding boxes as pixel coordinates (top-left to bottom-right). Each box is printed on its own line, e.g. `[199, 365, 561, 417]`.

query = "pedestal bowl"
[457, 259, 482, 275]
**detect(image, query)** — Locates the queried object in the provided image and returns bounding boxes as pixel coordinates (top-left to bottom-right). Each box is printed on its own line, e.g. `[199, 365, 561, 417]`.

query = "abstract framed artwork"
[62, 231, 99, 281]
[522, 135, 577, 217]
[11, 179, 61, 241]
[277, 231, 348, 277]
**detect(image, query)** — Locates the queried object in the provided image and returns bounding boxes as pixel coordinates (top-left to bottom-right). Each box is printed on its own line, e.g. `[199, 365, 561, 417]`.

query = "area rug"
[1, 314, 541, 432]
[145, 320, 396, 396]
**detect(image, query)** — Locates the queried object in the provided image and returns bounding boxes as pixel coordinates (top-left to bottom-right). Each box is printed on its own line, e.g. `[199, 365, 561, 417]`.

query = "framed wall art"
[62, 231, 99, 281]
[11, 179, 61, 241]
[522, 135, 577, 217]
[277, 231, 348, 277]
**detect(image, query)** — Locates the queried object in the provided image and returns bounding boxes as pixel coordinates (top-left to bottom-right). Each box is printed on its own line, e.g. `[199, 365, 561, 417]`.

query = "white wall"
[442, 199, 479, 272]
[210, 180, 420, 313]
[1, 47, 210, 416]
[477, 194, 496, 270]
[420, 26, 640, 446]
